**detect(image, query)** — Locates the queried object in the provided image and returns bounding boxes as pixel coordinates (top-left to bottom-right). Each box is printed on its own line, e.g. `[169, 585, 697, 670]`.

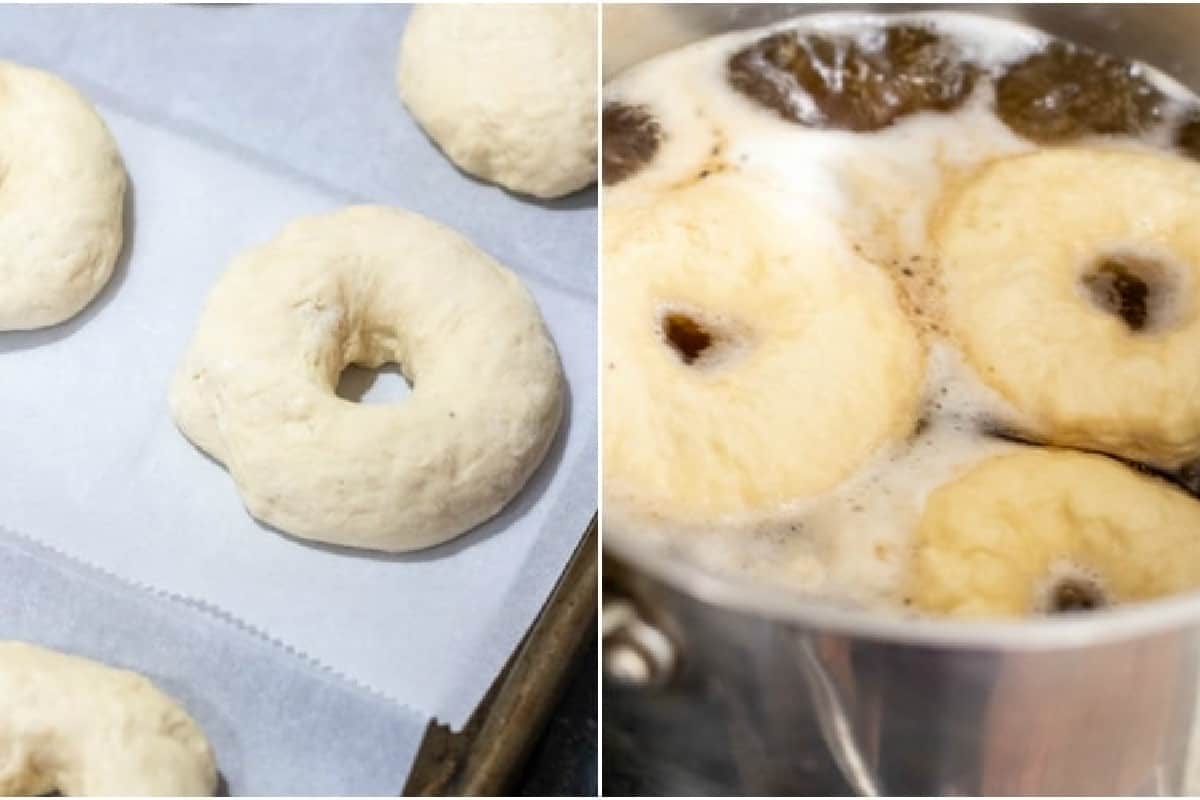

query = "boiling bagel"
[938, 147, 1200, 468]
[0, 61, 126, 331]
[909, 449, 1200, 618]
[0, 642, 216, 796]
[171, 206, 564, 552]
[603, 176, 924, 525]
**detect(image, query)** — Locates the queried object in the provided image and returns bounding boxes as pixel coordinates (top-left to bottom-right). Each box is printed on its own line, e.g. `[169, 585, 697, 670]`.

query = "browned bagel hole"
[1048, 577, 1108, 613]
[661, 312, 713, 365]
[1080, 252, 1182, 333]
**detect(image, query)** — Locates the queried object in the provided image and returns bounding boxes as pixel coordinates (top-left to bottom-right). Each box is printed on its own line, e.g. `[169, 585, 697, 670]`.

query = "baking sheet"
[0, 527, 425, 795]
[0, 4, 597, 730]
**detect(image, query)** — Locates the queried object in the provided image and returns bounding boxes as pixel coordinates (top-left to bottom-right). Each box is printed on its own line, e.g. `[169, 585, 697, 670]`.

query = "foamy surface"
[603, 12, 1200, 613]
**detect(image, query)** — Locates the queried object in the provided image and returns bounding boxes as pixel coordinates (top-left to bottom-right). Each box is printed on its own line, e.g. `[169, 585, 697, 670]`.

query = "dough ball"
[397, 3, 597, 198]
[0, 61, 126, 331]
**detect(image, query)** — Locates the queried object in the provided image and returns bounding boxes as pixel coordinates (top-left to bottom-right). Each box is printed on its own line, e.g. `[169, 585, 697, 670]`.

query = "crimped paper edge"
[0, 521, 430, 723]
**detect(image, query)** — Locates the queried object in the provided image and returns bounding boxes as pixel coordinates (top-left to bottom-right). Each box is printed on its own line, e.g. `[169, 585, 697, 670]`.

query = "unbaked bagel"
[397, 4, 597, 198]
[603, 176, 924, 525]
[938, 147, 1200, 468]
[0, 641, 216, 796]
[0, 61, 126, 331]
[171, 206, 564, 552]
[909, 449, 1200, 618]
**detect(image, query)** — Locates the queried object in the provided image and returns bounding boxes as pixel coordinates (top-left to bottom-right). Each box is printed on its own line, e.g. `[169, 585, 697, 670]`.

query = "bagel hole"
[1081, 252, 1181, 333]
[1049, 579, 1107, 613]
[336, 363, 412, 404]
[662, 313, 712, 364]
[1038, 571, 1110, 615]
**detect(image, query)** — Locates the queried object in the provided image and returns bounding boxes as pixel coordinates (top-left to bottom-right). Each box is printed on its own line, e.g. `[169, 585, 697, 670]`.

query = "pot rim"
[606, 531, 1200, 651]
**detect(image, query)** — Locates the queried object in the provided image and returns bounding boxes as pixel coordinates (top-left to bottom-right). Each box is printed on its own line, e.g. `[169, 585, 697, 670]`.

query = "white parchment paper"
[0, 4, 597, 729]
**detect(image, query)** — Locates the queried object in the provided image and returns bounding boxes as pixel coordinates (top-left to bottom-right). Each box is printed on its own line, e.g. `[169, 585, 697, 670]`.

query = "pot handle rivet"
[602, 596, 677, 688]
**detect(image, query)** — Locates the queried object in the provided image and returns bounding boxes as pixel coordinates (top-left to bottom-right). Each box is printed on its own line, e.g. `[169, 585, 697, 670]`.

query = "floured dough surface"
[0, 641, 217, 796]
[397, 3, 597, 198]
[0, 61, 125, 331]
[171, 205, 564, 552]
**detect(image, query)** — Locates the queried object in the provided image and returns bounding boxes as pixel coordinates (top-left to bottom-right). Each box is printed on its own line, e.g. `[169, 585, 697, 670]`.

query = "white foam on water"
[604, 11, 1200, 613]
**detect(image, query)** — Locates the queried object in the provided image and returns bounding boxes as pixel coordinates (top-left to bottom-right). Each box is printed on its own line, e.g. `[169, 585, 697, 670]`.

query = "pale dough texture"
[939, 147, 1200, 468]
[171, 205, 564, 552]
[0, 641, 216, 796]
[0, 61, 126, 331]
[910, 449, 1200, 618]
[397, 3, 598, 198]
[604, 176, 924, 525]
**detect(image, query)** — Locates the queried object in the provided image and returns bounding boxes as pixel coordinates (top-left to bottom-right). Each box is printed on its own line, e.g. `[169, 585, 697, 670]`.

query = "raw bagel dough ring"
[397, 3, 597, 198]
[0, 641, 217, 796]
[909, 449, 1200, 618]
[0, 61, 126, 331]
[171, 206, 564, 552]
[938, 147, 1200, 468]
[603, 175, 924, 525]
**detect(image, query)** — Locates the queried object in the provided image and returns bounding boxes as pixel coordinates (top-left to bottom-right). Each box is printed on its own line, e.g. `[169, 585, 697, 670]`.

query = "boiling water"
[603, 12, 1200, 614]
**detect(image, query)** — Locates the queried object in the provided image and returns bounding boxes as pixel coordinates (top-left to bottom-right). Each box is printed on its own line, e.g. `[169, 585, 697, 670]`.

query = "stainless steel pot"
[602, 5, 1200, 795]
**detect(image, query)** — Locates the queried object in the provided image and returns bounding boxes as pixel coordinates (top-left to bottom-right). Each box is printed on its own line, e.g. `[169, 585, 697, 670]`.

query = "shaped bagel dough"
[938, 147, 1200, 468]
[604, 176, 924, 525]
[171, 206, 564, 552]
[0, 642, 216, 796]
[909, 449, 1200, 617]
